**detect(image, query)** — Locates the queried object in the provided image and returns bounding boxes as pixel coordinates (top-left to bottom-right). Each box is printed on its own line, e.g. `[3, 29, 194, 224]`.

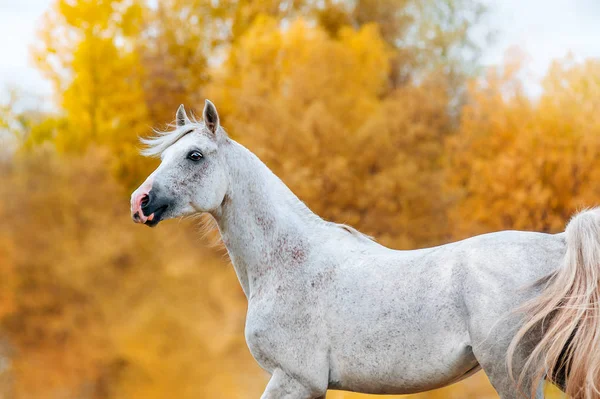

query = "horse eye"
[187, 150, 203, 161]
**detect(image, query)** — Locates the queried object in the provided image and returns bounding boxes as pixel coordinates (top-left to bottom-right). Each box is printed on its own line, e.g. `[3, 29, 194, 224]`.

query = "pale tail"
[508, 208, 600, 398]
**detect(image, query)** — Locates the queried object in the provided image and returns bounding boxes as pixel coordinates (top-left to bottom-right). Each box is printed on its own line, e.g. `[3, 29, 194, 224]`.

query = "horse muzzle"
[131, 186, 170, 227]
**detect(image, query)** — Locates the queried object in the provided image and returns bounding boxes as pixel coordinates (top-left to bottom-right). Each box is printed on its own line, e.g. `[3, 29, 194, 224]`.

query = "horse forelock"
[140, 114, 225, 158]
[139, 123, 198, 157]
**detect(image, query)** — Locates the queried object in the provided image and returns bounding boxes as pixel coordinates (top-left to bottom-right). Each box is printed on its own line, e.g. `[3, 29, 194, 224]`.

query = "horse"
[130, 100, 600, 399]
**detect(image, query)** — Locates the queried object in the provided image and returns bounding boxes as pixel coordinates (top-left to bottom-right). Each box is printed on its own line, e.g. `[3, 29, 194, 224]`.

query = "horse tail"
[508, 208, 600, 398]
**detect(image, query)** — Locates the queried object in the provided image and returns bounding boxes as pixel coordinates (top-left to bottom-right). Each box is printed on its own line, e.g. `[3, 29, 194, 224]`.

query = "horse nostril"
[140, 194, 150, 209]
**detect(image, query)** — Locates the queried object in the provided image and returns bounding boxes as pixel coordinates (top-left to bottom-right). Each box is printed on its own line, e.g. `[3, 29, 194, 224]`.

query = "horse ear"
[176, 104, 190, 127]
[203, 99, 220, 134]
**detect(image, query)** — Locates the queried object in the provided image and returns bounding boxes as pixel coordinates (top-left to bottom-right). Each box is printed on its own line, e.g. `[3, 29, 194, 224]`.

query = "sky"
[0, 0, 599, 107]
[481, 0, 600, 94]
[0, 0, 54, 104]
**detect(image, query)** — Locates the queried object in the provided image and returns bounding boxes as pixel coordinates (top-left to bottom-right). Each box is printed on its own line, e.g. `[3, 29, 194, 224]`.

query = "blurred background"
[1, 0, 599, 397]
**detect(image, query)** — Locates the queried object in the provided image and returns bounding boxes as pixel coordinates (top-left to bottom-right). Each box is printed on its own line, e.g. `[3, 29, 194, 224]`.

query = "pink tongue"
[147, 213, 155, 221]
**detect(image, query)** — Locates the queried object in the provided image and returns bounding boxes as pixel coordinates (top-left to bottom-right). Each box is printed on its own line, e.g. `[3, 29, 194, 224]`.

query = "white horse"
[131, 100, 600, 399]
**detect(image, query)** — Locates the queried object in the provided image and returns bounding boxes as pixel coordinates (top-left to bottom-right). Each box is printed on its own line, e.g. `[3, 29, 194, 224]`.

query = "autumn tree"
[30, 0, 490, 187]
[32, 0, 151, 188]
[136, 0, 489, 128]
[446, 55, 600, 238]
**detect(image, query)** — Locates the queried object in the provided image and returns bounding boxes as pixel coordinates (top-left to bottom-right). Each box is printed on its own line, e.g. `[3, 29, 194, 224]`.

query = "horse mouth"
[144, 204, 168, 227]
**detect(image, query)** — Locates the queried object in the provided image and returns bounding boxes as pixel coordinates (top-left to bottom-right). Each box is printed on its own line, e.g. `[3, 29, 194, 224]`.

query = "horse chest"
[244, 287, 324, 373]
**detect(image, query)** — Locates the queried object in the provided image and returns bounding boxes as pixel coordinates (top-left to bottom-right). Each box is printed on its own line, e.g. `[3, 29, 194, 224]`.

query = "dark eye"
[187, 150, 203, 161]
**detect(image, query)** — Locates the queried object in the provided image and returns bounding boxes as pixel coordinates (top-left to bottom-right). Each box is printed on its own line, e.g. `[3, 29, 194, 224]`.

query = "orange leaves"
[446, 57, 600, 237]
[32, 0, 153, 190]
[211, 18, 390, 129]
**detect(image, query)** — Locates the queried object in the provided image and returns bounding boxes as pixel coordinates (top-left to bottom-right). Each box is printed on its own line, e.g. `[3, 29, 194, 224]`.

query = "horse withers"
[131, 100, 600, 399]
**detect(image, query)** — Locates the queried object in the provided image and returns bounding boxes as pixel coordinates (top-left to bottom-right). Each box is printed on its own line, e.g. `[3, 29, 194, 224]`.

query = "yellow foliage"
[32, 0, 151, 189]
[446, 55, 600, 238]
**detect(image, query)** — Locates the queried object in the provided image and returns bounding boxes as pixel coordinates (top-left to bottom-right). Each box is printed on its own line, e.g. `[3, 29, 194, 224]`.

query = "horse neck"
[211, 139, 322, 297]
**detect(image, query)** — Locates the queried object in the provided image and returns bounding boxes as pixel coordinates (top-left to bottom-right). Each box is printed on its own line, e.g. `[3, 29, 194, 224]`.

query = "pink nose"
[131, 177, 154, 224]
